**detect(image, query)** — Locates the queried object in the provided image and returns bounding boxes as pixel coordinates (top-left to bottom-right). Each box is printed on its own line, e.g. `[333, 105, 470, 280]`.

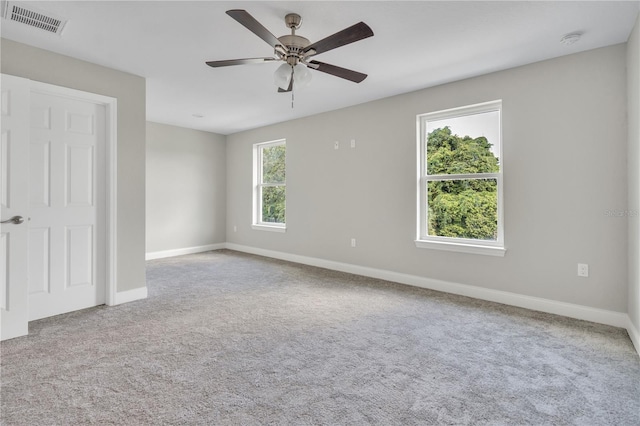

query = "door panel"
[0, 232, 8, 309]
[28, 91, 105, 321]
[66, 144, 94, 206]
[0, 74, 30, 340]
[29, 140, 51, 207]
[66, 225, 93, 288]
[1, 132, 10, 208]
[28, 227, 50, 295]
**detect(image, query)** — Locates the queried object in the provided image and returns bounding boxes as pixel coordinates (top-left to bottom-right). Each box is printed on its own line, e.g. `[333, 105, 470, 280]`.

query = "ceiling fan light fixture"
[274, 63, 292, 90]
[293, 64, 312, 90]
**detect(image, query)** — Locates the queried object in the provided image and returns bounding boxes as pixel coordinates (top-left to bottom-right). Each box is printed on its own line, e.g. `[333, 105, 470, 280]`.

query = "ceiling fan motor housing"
[279, 13, 310, 66]
[278, 34, 310, 65]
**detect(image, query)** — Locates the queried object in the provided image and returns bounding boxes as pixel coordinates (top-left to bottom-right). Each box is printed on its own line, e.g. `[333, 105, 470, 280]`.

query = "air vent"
[2, 1, 67, 35]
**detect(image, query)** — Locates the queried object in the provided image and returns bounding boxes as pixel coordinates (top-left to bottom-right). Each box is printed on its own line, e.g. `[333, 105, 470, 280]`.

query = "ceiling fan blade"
[308, 60, 367, 83]
[206, 57, 278, 68]
[303, 22, 373, 56]
[226, 9, 284, 50]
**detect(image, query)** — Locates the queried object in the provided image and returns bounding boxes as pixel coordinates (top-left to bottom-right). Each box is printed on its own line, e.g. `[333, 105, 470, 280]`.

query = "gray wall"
[1, 38, 146, 293]
[227, 44, 628, 313]
[146, 122, 226, 253]
[628, 14, 640, 332]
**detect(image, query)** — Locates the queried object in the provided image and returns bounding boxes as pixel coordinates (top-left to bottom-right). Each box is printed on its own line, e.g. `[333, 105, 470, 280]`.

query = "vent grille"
[2, 1, 67, 35]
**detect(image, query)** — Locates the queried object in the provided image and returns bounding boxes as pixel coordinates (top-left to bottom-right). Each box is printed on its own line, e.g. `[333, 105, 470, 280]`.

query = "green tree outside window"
[426, 127, 499, 240]
[260, 144, 286, 224]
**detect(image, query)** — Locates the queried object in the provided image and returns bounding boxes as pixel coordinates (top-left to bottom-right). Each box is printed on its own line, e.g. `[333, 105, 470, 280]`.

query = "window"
[253, 139, 286, 232]
[416, 100, 504, 256]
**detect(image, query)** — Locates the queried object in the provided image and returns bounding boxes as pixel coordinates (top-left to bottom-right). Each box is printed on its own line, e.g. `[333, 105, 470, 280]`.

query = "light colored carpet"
[1, 249, 639, 425]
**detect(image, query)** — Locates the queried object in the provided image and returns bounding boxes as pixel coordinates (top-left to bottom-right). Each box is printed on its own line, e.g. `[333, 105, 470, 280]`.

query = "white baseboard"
[112, 286, 148, 305]
[146, 243, 226, 260]
[225, 243, 630, 331]
[627, 316, 640, 355]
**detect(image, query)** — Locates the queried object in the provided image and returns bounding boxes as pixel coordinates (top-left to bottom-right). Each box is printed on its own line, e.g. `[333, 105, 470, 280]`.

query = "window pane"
[426, 111, 500, 175]
[262, 185, 286, 223]
[262, 145, 286, 184]
[427, 179, 497, 240]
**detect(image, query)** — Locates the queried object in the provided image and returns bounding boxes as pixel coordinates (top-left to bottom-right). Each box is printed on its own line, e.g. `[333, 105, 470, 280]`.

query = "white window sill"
[252, 224, 286, 233]
[415, 239, 506, 257]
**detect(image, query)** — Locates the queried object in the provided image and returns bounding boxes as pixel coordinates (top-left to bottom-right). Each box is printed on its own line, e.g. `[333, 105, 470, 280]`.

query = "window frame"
[252, 139, 286, 233]
[416, 100, 505, 256]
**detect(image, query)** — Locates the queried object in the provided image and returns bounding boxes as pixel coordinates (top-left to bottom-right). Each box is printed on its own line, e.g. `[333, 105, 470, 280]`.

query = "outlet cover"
[577, 263, 589, 277]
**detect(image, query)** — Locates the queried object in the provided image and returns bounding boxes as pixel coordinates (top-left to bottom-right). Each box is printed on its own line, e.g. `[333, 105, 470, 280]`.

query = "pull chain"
[291, 66, 295, 109]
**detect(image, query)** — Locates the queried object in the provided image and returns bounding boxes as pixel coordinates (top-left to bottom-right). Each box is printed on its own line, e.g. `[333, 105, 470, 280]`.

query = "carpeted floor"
[1, 250, 639, 425]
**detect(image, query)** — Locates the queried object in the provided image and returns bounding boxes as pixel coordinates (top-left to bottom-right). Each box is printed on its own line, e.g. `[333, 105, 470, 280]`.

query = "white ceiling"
[2, 1, 639, 135]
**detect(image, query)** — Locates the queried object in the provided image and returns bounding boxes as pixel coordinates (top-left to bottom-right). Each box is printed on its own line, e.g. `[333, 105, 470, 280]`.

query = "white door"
[1, 74, 30, 340]
[28, 90, 106, 321]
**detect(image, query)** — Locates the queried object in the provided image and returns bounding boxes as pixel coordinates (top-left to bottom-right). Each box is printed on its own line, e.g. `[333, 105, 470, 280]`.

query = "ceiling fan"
[206, 9, 374, 92]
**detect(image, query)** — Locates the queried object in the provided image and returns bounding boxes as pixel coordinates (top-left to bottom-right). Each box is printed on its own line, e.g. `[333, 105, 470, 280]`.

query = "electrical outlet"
[577, 263, 589, 277]
[233, 225, 237, 232]
[350, 139, 356, 148]
[351, 238, 356, 248]
[334, 141, 339, 150]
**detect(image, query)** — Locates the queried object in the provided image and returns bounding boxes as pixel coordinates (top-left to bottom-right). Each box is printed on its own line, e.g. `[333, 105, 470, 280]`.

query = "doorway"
[1, 74, 117, 340]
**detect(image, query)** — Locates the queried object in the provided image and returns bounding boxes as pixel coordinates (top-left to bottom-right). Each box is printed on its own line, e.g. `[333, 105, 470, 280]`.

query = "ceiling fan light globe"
[293, 64, 312, 90]
[274, 63, 292, 90]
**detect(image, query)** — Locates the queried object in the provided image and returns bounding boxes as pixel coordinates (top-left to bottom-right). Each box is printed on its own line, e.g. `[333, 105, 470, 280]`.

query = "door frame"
[29, 80, 118, 307]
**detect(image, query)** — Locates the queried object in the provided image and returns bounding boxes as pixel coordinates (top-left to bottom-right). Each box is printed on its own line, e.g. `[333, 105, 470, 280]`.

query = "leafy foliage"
[262, 145, 286, 184]
[427, 127, 498, 175]
[427, 127, 499, 240]
[261, 145, 286, 223]
[262, 186, 285, 223]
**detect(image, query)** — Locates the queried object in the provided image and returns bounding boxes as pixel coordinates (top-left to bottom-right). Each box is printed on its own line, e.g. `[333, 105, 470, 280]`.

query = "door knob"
[0, 216, 24, 225]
